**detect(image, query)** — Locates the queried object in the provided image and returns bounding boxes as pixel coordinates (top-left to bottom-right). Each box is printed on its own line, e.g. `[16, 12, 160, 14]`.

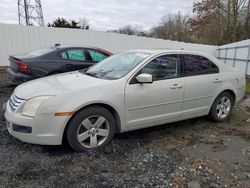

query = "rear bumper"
[236, 86, 246, 102]
[7, 68, 33, 84]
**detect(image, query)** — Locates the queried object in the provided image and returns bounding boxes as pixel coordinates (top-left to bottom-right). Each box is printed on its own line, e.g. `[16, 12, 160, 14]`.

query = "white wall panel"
[236, 48, 248, 59]
[234, 61, 247, 73]
[247, 63, 250, 74]
[225, 60, 234, 67]
[217, 40, 250, 75]
[217, 49, 226, 59]
[0, 23, 217, 66]
[226, 49, 235, 58]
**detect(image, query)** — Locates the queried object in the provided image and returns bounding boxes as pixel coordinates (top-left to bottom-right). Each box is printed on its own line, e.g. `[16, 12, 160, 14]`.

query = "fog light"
[12, 124, 32, 133]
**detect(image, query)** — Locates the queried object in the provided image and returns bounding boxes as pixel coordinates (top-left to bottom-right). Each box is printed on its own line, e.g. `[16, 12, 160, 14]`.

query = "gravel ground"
[1, 70, 250, 188]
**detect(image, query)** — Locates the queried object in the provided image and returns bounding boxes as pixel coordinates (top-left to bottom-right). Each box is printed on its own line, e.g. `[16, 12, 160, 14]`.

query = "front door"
[125, 54, 184, 130]
[60, 49, 94, 71]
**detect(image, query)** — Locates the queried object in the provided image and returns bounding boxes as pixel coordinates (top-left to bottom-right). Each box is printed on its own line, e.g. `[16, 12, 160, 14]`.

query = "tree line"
[48, 17, 90, 30]
[48, 0, 250, 45]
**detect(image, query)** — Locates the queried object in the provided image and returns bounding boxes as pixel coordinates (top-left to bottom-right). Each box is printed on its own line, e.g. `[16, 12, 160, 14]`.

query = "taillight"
[14, 61, 31, 73]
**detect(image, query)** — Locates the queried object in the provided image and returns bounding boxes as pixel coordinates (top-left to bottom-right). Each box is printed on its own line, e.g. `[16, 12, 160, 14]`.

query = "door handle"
[170, 84, 183, 89]
[214, 78, 222, 83]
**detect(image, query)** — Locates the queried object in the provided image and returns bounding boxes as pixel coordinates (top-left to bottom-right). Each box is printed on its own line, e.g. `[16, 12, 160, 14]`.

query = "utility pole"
[18, 0, 45, 26]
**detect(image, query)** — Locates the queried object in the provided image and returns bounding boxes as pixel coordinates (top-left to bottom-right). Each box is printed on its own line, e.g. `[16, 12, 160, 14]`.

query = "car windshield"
[83, 52, 150, 80]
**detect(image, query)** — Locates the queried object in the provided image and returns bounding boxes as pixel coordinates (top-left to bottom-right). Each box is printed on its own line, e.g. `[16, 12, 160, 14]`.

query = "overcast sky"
[0, 0, 195, 31]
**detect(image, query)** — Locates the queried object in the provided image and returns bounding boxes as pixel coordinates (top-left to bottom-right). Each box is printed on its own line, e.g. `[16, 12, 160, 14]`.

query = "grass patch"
[246, 83, 250, 93]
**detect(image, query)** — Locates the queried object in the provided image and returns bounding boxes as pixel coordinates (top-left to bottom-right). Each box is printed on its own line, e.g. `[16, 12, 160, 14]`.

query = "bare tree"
[108, 25, 149, 36]
[190, 0, 250, 44]
[151, 12, 192, 42]
[78, 17, 90, 30]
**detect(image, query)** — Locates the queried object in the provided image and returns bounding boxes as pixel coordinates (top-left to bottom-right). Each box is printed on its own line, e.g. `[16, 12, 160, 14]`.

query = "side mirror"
[136, 73, 153, 84]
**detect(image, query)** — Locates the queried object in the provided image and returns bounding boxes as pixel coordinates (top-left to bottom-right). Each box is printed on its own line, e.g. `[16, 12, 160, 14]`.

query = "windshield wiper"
[84, 71, 100, 78]
[79, 68, 88, 73]
[80, 69, 113, 79]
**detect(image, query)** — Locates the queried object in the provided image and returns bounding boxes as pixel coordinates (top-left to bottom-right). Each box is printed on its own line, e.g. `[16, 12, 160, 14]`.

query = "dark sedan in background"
[7, 45, 113, 84]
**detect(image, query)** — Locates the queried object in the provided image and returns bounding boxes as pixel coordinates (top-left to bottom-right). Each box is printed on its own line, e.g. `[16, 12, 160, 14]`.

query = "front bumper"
[0, 103, 6, 121]
[4, 100, 68, 145]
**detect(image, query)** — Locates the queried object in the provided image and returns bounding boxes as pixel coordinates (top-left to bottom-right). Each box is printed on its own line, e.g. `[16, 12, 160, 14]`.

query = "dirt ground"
[0, 70, 250, 188]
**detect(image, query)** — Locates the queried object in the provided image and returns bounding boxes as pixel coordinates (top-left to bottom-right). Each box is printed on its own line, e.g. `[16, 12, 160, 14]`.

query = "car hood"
[14, 71, 109, 99]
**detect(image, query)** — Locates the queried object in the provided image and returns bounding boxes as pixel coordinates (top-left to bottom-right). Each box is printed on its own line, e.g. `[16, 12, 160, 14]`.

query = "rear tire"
[66, 106, 116, 152]
[209, 92, 234, 122]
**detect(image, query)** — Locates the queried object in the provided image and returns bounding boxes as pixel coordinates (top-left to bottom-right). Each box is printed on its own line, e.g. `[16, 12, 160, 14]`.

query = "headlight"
[22, 96, 53, 117]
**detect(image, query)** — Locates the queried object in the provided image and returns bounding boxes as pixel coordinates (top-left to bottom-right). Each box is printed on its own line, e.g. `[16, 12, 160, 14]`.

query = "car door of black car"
[59, 48, 95, 71]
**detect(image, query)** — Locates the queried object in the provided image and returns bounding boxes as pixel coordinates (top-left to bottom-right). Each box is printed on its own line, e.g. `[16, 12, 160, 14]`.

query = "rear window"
[27, 48, 55, 57]
[180, 54, 219, 76]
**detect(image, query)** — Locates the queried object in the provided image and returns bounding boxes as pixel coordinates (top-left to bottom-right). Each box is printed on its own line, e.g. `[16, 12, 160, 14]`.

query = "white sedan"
[4, 50, 245, 151]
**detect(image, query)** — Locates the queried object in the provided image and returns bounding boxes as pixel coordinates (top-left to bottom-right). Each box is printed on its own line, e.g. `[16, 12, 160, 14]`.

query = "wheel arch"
[62, 103, 121, 144]
[209, 89, 236, 114]
[208, 89, 236, 122]
[219, 89, 236, 105]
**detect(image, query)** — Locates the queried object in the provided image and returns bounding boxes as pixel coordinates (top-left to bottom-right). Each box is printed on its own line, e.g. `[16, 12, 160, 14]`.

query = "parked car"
[4, 50, 245, 151]
[7, 45, 112, 84]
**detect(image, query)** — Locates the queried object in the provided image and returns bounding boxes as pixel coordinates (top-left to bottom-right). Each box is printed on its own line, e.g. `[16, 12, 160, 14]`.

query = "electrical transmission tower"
[18, 0, 45, 26]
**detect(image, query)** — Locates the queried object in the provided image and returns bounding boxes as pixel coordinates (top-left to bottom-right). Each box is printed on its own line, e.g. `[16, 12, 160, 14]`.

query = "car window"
[61, 49, 86, 61]
[181, 54, 219, 76]
[25, 48, 55, 57]
[61, 51, 68, 59]
[87, 49, 108, 62]
[140, 55, 179, 81]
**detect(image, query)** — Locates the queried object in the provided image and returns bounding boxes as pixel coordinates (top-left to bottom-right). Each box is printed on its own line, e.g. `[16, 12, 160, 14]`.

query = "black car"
[7, 45, 113, 84]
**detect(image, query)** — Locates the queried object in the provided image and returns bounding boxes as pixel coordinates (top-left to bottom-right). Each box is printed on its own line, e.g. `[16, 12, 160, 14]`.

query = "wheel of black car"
[66, 106, 116, 152]
[209, 92, 234, 122]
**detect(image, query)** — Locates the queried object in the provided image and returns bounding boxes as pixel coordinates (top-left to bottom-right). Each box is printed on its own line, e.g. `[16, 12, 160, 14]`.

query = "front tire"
[209, 92, 234, 122]
[66, 106, 116, 152]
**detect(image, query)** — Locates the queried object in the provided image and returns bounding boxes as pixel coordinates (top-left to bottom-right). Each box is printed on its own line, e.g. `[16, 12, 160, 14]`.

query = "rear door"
[59, 48, 94, 71]
[180, 54, 221, 119]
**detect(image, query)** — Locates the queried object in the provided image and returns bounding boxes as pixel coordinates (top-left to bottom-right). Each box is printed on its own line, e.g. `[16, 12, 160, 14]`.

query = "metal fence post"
[224, 48, 227, 64]
[233, 47, 238, 67]
[246, 45, 250, 76]
[217, 49, 220, 59]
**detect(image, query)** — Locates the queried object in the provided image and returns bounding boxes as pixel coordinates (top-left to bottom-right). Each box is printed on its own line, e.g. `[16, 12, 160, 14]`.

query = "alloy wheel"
[77, 115, 110, 148]
[216, 96, 231, 119]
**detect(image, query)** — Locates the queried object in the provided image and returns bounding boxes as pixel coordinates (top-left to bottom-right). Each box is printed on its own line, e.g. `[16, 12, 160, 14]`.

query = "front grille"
[9, 95, 25, 111]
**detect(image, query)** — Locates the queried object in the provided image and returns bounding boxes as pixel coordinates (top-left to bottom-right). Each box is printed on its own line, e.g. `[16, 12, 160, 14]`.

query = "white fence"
[0, 23, 218, 66]
[217, 39, 250, 76]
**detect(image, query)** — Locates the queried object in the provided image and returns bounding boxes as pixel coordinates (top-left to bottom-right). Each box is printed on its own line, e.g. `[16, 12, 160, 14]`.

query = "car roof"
[127, 49, 211, 56]
[127, 49, 232, 72]
[52, 45, 112, 54]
